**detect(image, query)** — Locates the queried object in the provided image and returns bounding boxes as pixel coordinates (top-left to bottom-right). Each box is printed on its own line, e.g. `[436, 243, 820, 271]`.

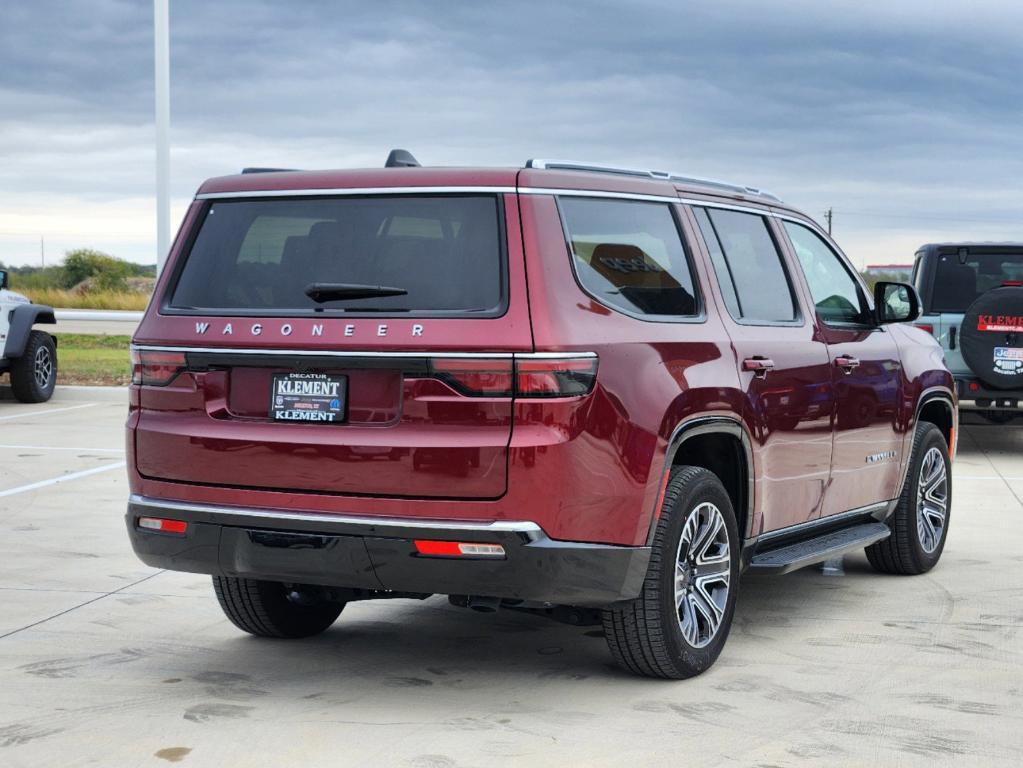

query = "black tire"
[10, 331, 57, 403]
[603, 466, 740, 679]
[212, 577, 344, 638]
[866, 422, 951, 575]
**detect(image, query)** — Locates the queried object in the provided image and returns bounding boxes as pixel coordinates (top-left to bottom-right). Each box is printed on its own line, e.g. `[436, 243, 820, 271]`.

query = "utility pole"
[825, 207, 833, 235]
[154, 0, 171, 276]
[40, 236, 44, 268]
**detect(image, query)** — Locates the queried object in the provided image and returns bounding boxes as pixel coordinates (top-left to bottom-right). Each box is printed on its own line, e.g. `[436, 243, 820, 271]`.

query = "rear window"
[932, 252, 1023, 312]
[558, 197, 699, 318]
[167, 195, 505, 316]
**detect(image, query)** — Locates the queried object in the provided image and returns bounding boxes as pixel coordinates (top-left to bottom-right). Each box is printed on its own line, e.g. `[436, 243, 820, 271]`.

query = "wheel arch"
[3, 304, 56, 359]
[648, 416, 755, 545]
[896, 387, 956, 500]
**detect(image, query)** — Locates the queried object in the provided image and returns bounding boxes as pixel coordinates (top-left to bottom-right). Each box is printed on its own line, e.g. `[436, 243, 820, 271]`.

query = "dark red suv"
[127, 153, 956, 678]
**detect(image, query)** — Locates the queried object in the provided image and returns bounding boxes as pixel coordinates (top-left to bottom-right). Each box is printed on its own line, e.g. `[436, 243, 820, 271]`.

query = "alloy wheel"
[916, 446, 948, 554]
[674, 502, 731, 648]
[34, 345, 53, 389]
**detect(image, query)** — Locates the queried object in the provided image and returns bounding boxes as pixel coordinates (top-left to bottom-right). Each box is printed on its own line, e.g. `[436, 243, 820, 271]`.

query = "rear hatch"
[133, 189, 532, 499]
[926, 249, 1023, 374]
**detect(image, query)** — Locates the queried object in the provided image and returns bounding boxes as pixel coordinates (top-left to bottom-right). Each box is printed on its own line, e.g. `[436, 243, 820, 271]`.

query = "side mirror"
[0, 269, 8, 290]
[873, 281, 920, 324]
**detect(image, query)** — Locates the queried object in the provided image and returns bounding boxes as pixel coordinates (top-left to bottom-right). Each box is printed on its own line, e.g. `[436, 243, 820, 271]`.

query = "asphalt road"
[0, 386, 1020, 767]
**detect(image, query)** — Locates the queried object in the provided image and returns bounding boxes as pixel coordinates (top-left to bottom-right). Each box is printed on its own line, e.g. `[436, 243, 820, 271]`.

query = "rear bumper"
[954, 376, 1023, 410]
[126, 495, 650, 607]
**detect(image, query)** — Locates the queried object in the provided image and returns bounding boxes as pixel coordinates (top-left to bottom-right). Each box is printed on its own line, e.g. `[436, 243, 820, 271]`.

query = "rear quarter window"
[166, 195, 505, 316]
[557, 197, 700, 319]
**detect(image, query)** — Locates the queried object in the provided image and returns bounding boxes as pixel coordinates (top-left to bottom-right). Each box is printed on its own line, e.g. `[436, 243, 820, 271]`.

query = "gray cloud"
[2, 0, 1022, 265]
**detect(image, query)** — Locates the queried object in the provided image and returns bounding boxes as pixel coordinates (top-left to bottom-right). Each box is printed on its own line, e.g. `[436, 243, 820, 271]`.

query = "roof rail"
[241, 167, 298, 174]
[525, 159, 780, 201]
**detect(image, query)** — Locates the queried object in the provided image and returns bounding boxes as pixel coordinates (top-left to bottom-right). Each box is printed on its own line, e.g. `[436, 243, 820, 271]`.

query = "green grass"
[23, 288, 150, 311]
[53, 333, 132, 386]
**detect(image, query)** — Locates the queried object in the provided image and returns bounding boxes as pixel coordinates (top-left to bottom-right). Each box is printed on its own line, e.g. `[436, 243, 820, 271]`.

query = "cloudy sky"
[2, 0, 1021, 268]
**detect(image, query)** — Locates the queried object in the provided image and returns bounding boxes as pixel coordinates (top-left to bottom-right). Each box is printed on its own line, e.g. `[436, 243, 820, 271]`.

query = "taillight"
[138, 516, 188, 534]
[414, 540, 506, 558]
[430, 359, 514, 396]
[914, 324, 934, 335]
[131, 348, 187, 386]
[515, 356, 598, 397]
[428, 355, 598, 398]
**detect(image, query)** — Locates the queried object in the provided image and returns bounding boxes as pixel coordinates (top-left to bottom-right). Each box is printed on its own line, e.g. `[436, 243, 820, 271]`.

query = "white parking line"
[0, 444, 125, 454]
[0, 403, 98, 422]
[0, 462, 126, 498]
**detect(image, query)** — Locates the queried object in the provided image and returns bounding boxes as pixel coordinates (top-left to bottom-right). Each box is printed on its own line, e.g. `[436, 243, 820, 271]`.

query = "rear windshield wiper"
[305, 282, 409, 303]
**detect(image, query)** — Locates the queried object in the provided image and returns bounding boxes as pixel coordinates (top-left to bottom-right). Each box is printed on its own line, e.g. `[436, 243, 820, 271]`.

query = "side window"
[558, 198, 699, 318]
[783, 221, 869, 326]
[694, 207, 798, 323]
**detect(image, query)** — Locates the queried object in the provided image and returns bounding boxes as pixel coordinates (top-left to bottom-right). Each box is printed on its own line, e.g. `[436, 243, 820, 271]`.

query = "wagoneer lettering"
[127, 151, 956, 679]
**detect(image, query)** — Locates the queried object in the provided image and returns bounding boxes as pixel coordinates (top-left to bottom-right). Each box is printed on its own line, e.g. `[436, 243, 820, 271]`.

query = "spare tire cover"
[960, 286, 1023, 389]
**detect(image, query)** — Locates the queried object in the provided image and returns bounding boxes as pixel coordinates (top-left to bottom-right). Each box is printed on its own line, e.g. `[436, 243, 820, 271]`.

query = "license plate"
[270, 372, 347, 423]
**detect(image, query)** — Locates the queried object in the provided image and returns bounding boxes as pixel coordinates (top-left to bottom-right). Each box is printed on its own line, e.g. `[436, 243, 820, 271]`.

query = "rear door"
[690, 205, 834, 535]
[779, 219, 905, 515]
[132, 192, 532, 500]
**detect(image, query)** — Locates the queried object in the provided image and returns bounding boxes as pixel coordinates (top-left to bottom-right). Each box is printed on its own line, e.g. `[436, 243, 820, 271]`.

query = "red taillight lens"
[1003, 281, 1023, 287]
[413, 540, 506, 558]
[428, 355, 598, 398]
[914, 324, 934, 335]
[137, 516, 188, 534]
[131, 348, 187, 386]
[430, 359, 514, 396]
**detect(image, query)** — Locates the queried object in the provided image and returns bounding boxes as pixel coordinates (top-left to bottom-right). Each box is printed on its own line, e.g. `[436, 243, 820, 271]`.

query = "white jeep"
[0, 268, 57, 402]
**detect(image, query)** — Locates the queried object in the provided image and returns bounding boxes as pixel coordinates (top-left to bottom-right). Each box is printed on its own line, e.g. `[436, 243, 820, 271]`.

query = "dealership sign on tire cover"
[961, 286, 1023, 389]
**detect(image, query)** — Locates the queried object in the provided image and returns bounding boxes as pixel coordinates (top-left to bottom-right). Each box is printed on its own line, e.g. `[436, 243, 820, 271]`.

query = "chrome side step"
[747, 522, 891, 575]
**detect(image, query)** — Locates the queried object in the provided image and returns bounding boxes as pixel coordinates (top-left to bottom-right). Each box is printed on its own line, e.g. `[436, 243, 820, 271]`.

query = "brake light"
[1003, 281, 1023, 287]
[414, 540, 506, 558]
[515, 356, 598, 397]
[914, 324, 934, 335]
[138, 516, 188, 534]
[428, 355, 598, 398]
[130, 348, 187, 386]
[430, 359, 514, 396]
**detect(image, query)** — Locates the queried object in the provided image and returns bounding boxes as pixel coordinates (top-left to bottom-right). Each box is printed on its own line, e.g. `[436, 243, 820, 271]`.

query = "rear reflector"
[428, 355, 597, 398]
[138, 516, 188, 534]
[414, 540, 506, 558]
[131, 348, 187, 386]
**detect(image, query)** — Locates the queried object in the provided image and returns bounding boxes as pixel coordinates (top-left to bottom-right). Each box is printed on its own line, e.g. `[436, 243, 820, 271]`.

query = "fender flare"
[3, 304, 56, 359]
[646, 415, 756, 545]
[895, 387, 957, 499]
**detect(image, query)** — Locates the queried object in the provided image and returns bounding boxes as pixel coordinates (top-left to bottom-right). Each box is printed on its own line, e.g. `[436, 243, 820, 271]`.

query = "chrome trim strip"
[131, 344, 597, 360]
[129, 494, 544, 537]
[756, 502, 890, 544]
[195, 186, 517, 200]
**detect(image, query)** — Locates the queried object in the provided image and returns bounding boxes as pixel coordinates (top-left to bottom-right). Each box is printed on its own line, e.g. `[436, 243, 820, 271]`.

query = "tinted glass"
[169, 195, 503, 314]
[784, 221, 868, 325]
[558, 198, 698, 317]
[695, 208, 797, 323]
[931, 252, 1023, 312]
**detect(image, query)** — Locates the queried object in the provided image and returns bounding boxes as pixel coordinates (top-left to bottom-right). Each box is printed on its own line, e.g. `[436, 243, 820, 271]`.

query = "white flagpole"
[154, 0, 170, 276]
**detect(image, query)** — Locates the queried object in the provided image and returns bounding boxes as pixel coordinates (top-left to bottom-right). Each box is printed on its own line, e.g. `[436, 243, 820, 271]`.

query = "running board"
[747, 522, 891, 575]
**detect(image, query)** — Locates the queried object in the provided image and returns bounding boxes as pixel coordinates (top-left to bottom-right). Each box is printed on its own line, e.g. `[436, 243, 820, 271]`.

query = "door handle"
[742, 356, 775, 378]
[834, 355, 860, 374]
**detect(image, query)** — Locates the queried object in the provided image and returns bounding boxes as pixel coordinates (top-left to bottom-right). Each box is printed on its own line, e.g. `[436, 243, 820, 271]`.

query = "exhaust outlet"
[467, 596, 501, 613]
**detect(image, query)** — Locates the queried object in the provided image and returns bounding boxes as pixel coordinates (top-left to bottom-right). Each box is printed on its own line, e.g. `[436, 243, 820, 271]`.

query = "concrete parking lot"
[1, 387, 1020, 767]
